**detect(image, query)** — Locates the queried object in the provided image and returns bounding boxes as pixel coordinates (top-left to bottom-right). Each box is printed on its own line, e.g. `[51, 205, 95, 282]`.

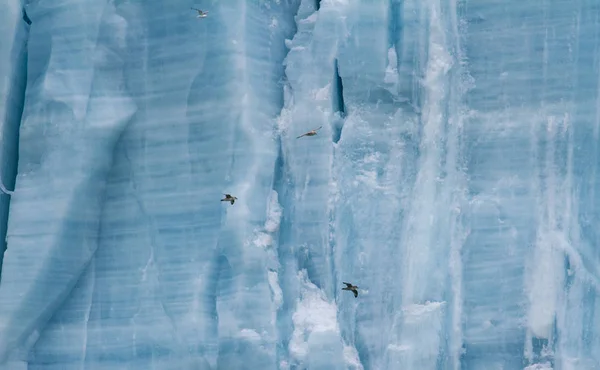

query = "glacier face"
[1, 0, 600, 369]
[0, 0, 27, 277]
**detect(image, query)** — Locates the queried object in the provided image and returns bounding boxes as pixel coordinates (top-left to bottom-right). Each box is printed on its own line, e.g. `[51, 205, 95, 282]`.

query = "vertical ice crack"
[331, 58, 345, 144]
[0, 2, 29, 279]
[230, 0, 302, 367]
[22, 8, 31, 26]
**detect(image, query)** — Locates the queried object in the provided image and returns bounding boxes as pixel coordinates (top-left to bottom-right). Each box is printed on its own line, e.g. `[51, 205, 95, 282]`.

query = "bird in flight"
[296, 126, 323, 139]
[221, 194, 237, 205]
[342, 282, 358, 298]
[191, 8, 208, 18]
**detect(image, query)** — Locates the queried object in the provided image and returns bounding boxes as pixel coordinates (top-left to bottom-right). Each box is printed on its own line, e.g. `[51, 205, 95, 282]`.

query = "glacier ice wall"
[1, 0, 600, 369]
[0, 0, 27, 277]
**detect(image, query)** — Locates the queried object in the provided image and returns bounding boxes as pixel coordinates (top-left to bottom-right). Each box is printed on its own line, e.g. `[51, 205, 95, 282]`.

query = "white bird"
[191, 7, 208, 18]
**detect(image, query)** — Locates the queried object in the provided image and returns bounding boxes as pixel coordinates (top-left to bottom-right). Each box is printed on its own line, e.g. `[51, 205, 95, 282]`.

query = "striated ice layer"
[0, 0, 27, 277]
[0, 0, 299, 368]
[463, 0, 600, 368]
[1, 0, 600, 369]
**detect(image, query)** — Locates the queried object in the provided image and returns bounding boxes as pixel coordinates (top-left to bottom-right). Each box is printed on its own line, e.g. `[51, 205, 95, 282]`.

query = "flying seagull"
[342, 282, 358, 298]
[296, 126, 322, 139]
[191, 8, 208, 18]
[221, 193, 237, 205]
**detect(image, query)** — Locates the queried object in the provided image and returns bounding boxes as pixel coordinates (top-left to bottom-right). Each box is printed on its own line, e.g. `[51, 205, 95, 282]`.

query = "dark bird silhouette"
[191, 7, 208, 18]
[221, 193, 237, 205]
[342, 282, 358, 298]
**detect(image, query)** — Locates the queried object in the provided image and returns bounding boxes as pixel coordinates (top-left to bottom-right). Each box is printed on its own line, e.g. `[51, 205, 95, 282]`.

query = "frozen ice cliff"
[1, 0, 600, 369]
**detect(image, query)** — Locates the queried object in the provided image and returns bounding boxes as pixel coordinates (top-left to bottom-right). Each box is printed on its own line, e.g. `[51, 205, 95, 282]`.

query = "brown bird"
[296, 126, 322, 139]
[342, 282, 358, 298]
[221, 193, 237, 205]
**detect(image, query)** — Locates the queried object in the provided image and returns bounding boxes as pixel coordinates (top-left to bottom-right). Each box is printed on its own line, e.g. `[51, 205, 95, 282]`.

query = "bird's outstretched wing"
[314, 126, 323, 131]
[224, 193, 231, 198]
[352, 289, 358, 298]
[343, 282, 352, 288]
[296, 133, 307, 139]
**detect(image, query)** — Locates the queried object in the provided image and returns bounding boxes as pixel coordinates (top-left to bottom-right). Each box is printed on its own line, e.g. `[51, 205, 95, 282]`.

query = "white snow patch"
[387, 343, 411, 352]
[527, 113, 570, 339]
[238, 328, 261, 342]
[289, 271, 340, 361]
[270, 17, 278, 29]
[251, 190, 282, 249]
[253, 232, 273, 249]
[526, 231, 563, 338]
[276, 100, 293, 135]
[343, 345, 364, 370]
[355, 171, 378, 189]
[402, 301, 446, 322]
[424, 49, 452, 87]
[299, 12, 318, 24]
[353, 153, 385, 191]
[284, 41, 306, 52]
[363, 153, 380, 164]
[314, 83, 331, 101]
[265, 190, 282, 233]
[268, 270, 283, 310]
[384, 47, 399, 85]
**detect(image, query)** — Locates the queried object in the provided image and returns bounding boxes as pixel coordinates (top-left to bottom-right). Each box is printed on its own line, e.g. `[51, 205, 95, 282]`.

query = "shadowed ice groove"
[332, 0, 406, 367]
[280, 0, 339, 305]
[332, 1, 421, 369]
[0, 0, 28, 278]
[277, 0, 350, 368]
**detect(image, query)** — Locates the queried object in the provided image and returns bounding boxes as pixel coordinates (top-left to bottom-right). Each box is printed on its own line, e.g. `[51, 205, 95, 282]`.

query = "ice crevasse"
[1, 0, 600, 369]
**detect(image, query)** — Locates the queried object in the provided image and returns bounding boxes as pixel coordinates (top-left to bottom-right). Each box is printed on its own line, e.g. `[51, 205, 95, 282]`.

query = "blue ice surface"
[0, 0, 600, 369]
[0, 0, 27, 278]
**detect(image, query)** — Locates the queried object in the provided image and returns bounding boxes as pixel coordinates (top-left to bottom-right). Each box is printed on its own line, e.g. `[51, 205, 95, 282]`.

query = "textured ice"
[0, 0, 27, 277]
[1, 0, 600, 369]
